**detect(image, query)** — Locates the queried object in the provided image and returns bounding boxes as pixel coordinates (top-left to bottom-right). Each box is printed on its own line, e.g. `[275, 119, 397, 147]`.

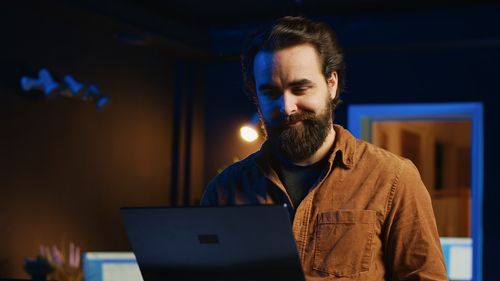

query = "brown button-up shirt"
[201, 124, 448, 280]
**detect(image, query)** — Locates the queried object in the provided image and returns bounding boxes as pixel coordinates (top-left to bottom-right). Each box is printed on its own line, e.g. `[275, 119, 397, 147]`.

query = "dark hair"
[241, 16, 345, 109]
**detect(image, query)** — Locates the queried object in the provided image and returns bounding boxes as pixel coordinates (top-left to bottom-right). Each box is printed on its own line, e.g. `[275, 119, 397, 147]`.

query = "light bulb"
[240, 126, 259, 142]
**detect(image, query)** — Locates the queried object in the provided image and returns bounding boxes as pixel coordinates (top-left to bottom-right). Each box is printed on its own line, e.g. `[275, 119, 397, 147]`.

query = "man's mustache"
[274, 112, 316, 128]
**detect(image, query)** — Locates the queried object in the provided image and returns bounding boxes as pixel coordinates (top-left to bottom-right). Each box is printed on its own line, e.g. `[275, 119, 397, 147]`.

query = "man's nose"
[279, 92, 298, 116]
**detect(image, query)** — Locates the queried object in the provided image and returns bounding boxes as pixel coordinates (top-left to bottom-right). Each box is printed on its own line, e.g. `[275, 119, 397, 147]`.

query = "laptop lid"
[120, 205, 305, 281]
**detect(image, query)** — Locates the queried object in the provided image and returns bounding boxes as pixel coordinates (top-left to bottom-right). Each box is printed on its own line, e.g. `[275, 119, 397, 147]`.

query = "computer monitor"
[82, 252, 143, 281]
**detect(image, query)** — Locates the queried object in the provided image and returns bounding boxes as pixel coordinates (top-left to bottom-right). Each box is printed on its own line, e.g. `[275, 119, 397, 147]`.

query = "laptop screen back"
[120, 205, 305, 281]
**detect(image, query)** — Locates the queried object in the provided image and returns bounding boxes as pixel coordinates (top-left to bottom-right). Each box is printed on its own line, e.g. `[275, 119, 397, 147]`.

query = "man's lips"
[282, 119, 304, 128]
[285, 120, 302, 127]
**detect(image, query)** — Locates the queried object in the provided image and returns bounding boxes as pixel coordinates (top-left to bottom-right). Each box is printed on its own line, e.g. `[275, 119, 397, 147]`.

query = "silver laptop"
[120, 205, 306, 281]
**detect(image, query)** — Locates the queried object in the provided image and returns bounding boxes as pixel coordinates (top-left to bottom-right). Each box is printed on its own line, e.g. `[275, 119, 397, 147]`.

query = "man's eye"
[292, 86, 309, 94]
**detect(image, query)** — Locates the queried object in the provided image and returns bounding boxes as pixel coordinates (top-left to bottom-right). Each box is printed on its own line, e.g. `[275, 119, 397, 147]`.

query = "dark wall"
[0, 2, 180, 278]
[204, 4, 500, 280]
[2, 0, 499, 279]
[202, 62, 263, 186]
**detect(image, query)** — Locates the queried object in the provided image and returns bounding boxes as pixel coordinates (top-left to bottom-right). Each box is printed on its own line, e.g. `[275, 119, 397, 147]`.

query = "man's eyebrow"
[258, 79, 315, 91]
[288, 79, 315, 87]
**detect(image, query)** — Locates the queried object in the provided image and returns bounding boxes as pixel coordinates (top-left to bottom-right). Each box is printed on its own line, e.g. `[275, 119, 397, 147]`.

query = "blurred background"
[1, 0, 499, 280]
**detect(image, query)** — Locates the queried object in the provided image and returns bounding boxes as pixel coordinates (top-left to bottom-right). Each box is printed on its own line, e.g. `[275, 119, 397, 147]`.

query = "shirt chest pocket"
[313, 210, 377, 277]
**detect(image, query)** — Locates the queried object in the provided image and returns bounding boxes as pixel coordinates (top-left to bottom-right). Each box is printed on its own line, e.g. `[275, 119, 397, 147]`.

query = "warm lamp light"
[240, 126, 259, 142]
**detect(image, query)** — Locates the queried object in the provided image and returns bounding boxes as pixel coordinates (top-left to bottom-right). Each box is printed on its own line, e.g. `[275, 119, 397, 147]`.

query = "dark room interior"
[1, 0, 499, 280]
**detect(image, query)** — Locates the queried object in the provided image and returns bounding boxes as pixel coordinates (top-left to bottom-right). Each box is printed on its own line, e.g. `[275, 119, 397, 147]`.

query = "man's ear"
[327, 71, 338, 100]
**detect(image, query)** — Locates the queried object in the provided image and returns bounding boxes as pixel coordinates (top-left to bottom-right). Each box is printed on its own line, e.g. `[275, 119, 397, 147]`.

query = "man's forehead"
[253, 45, 323, 85]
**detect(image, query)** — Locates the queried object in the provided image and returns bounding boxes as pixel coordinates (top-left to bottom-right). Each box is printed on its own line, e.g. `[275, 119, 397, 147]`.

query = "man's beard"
[263, 100, 333, 163]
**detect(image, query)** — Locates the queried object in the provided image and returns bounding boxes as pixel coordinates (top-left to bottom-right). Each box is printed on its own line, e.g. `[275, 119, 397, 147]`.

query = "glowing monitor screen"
[83, 252, 143, 281]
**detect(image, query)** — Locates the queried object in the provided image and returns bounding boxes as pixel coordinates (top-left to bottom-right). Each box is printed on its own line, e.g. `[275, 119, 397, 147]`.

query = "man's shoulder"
[352, 137, 424, 196]
[354, 137, 408, 167]
[201, 150, 265, 205]
[208, 150, 263, 186]
[219, 151, 260, 175]
[332, 124, 414, 173]
[349, 136, 424, 189]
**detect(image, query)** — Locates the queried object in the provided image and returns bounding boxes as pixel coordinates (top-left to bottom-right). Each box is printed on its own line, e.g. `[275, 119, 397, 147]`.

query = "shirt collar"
[329, 124, 356, 169]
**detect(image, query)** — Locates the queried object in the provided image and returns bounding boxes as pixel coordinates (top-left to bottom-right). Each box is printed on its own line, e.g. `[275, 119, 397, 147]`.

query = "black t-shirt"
[272, 155, 329, 209]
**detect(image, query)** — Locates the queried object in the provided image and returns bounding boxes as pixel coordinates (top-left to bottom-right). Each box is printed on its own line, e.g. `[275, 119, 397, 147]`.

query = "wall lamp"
[240, 112, 260, 143]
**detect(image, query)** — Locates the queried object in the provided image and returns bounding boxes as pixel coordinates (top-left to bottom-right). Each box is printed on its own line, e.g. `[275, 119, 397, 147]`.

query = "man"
[202, 16, 447, 280]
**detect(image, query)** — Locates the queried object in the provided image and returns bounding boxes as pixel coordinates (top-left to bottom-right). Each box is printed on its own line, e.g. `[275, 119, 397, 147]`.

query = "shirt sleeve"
[383, 159, 448, 281]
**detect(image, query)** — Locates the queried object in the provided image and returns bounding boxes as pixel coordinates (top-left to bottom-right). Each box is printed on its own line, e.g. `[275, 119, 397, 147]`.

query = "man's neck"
[291, 125, 336, 167]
